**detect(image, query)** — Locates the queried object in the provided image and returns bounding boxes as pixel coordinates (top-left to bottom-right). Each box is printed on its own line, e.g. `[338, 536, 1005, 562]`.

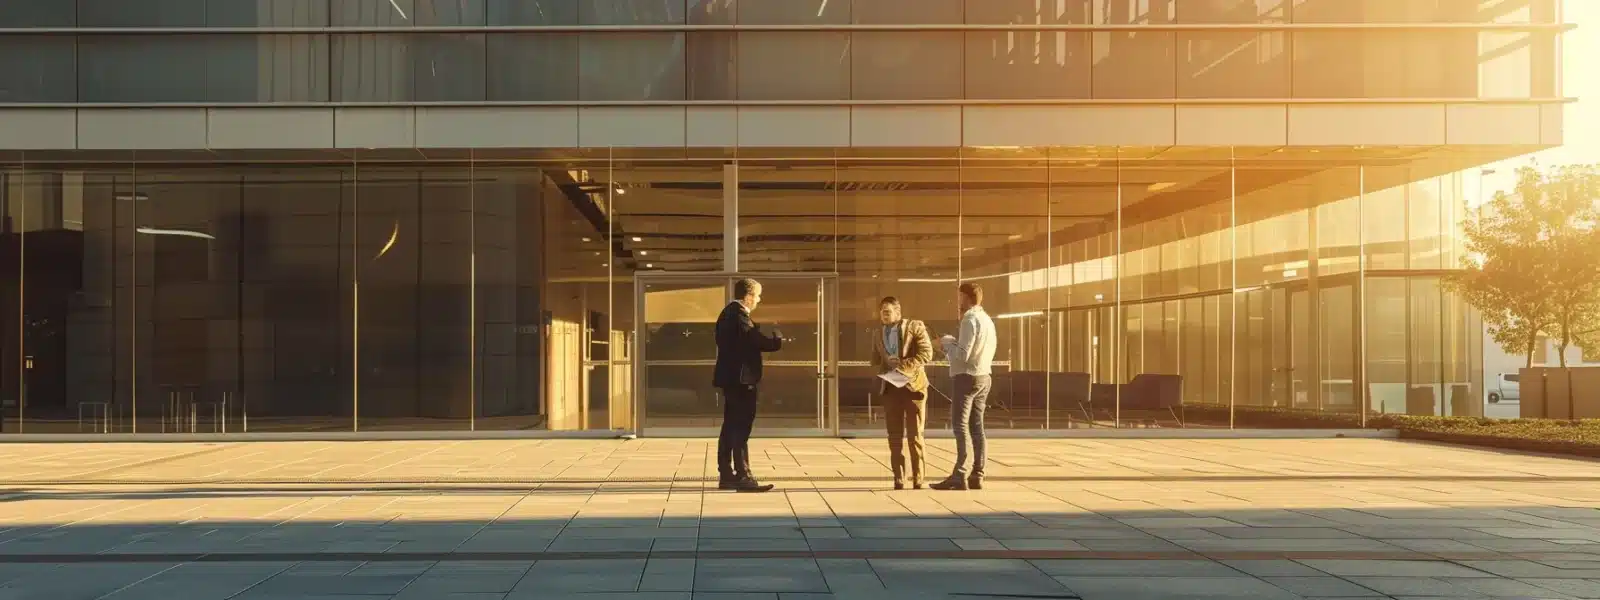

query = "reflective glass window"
[851, 32, 963, 100]
[487, 34, 579, 101]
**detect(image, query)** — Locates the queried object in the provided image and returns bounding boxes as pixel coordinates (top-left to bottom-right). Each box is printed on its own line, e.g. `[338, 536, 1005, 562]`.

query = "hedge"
[1181, 405, 1600, 457]
[1379, 415, 1600, 458]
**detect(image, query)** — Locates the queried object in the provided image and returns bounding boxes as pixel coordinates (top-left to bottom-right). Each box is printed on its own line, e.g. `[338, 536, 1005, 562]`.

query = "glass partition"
[0, 147, 1495, 434]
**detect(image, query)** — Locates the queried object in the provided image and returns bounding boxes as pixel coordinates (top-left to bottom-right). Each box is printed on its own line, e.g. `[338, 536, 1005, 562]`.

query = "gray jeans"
[951, 373, 991, 479]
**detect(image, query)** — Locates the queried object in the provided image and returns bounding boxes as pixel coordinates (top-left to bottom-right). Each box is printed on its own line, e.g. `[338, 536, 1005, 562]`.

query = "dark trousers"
[883, 386, 927, 486]
[717, 384, 759, 480]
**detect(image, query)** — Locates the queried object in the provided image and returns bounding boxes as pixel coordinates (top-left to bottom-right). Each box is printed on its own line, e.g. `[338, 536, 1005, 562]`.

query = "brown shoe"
[967, 476, 983, 490]
[929, 477, 968, 491]
[732, 478, 775, 493]
[893, 482, 905, 490]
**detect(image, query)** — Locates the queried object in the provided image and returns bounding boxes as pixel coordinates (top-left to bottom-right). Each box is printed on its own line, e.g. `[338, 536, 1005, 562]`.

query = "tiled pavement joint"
[1, 438, 1599, 599]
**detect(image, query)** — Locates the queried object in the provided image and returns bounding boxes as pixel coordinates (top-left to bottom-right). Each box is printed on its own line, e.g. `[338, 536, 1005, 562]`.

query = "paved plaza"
[2, 436, 1600, 599]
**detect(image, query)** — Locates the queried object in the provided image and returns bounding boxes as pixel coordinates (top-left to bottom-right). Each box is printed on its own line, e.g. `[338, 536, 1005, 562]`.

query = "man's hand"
[886, 356, 901, 370]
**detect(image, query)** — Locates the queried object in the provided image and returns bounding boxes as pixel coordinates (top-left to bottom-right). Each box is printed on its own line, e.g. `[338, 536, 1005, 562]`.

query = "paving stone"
[9, 438, 1600, 599]
[693, 559, 827, 593]
[1031, 559, 1239, 577]
[1346, 577, 1480, 596]
[512, 559, 647, 593]
[1222, 560, 1330, 577]
[868, 558, 1071, 595]
[640, 558, 696, 592]
[1301, 560, 1498, 578]
[815, 559, 885, 592]
[1519, 578, 1600, 598]
[1262, 576, 1387, 597]
[1054, 576, 1303, 600]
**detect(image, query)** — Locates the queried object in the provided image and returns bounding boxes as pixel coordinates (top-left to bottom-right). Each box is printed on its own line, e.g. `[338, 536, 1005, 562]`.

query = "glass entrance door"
[633, 273, 837, 436]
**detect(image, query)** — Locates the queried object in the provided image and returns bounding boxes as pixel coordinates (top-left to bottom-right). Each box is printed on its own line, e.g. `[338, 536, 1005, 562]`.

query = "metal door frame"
[632, 271, 839, 438]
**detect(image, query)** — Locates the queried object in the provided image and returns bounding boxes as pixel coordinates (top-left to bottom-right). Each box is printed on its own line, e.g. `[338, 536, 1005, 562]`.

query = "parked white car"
[1488, 372, 1521, 404]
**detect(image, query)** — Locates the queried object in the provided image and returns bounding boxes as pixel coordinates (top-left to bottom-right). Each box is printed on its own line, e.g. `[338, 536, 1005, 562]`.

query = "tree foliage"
[1448, 164, 1600, 367]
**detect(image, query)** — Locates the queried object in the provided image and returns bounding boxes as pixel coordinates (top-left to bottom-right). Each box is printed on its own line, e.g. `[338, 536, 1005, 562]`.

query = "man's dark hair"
[734, 278, 760, 300]
[958, 282, 983, 306]
[879, 296, 900, 308]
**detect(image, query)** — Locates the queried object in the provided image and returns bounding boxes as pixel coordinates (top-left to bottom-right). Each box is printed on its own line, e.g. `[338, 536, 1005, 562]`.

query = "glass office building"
[0, 0, 1569, 435]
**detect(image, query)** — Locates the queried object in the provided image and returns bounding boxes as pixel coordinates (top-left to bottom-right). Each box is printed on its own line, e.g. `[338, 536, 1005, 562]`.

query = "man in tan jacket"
[870, 296, 934, 489]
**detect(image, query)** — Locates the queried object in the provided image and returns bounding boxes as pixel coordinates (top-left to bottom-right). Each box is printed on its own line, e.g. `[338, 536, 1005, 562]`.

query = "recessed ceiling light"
[601, 263, 608, 268]
[582, 237, 592, 242]
[646, 263, 654, 268]
[1008, 234, 1024, 241]
[1148, 182, 1177, 192]
[631, 236, 642, 242]
[639, 250, 648, 256]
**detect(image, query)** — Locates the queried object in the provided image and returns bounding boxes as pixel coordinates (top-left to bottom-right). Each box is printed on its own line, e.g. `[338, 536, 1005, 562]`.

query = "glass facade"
[0, 0, 1562, 103]
[0, 0, 1564, 434]
[0, 149, 1496, 433]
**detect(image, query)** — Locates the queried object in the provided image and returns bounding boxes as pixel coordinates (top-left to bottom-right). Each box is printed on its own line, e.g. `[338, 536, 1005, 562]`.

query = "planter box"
[1519, 367, 1600, 419]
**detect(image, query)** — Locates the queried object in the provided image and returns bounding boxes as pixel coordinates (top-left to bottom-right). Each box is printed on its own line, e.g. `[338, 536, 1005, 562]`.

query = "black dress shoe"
[929, 477, 968, 491]
[718, 478, 739, 490]
[893, 482, 905, 490]
[967, 477, 983, 490]
[733, 478, 775, 493]
[913, 483, 924, 490]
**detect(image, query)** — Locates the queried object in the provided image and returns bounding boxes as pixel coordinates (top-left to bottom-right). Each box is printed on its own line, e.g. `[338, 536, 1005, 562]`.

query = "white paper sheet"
[877, 370, 912, 388]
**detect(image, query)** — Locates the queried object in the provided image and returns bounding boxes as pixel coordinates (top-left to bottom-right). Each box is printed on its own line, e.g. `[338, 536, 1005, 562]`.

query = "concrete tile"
[545, 537, 656, 553]
[1447, 576, 1583, 597]
[641, 558, 696, 592]
[1262, 576, 1386, 597]
[953, 539, 1007, 551]
[1222, 560, 1329, 577]
[1119, 518, 1246, 529]
[1031, 560, 1240, 578]
[697, 538, 812, 552]
[998, 539, 1090, 551]
[1075, 538, 1190, 552]
[1055, 576, 1303, 600]
[504, 594, 686, 600]
[693, 559, 828, 593]
[1209, 527, 1362, 539]
[807, 538, 961, 551]
[815, 559, 884, 592]
[698, 528, 806, 540]
[868, 558, 1070, 595]
[843, 527, 983, 539]
[1460, 560, 1600, 578]
[512, 559, 647, 592]
[1345, 577, 1474, 596]
[1520, 578, 1600, 598]
[1301, 560, 1498, 579]
[801, 528, 850, 540]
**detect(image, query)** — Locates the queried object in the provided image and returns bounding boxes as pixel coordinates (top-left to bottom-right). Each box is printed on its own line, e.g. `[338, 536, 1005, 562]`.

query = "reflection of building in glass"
[0, 0, 1570, 433]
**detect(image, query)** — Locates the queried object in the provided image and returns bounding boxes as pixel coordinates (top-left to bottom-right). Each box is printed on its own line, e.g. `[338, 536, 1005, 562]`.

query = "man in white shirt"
[932, 282, 996, 491]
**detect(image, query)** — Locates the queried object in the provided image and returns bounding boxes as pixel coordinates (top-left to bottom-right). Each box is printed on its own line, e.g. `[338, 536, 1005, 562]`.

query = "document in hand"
[877, 370, 912, 388]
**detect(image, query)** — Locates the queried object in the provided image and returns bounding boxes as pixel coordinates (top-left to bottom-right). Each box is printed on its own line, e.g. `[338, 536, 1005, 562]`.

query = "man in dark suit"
[713, 278, 783, 492]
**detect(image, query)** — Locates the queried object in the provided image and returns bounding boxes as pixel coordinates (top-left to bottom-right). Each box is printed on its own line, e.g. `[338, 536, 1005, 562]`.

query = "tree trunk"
[1559, 313, 1571, 367]
[1525, 333, 1538, 368]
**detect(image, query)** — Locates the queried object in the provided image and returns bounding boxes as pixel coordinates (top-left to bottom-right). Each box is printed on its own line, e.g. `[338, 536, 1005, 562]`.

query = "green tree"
[1538, 164, 1600, 364]
[1450, 171, 1555, 367]
[1451, 165, 1600, 368]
